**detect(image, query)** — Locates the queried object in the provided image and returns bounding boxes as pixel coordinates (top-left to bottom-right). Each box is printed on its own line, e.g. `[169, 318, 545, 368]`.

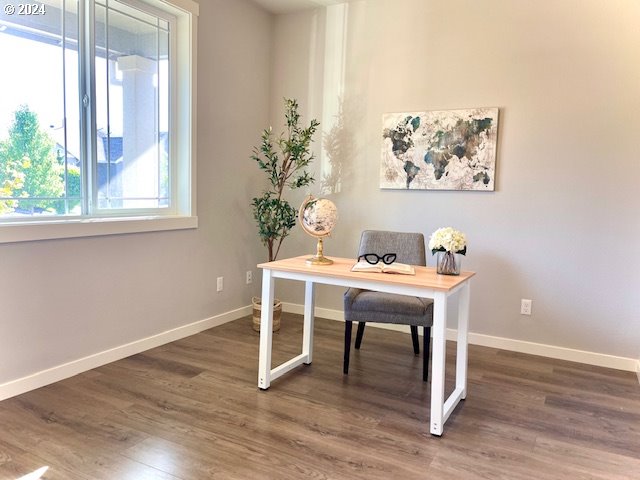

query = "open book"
[351, 260, 415, 275]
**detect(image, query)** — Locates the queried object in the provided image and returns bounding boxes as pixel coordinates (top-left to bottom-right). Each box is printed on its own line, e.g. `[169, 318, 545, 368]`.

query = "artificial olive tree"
[251, 99, 319, 261]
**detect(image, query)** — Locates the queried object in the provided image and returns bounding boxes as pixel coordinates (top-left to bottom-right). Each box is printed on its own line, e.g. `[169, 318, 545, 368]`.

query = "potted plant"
[250, 98, 320, 331]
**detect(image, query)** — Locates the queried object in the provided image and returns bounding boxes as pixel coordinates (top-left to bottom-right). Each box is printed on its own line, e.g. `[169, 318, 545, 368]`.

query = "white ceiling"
[250, 0, 347, 14]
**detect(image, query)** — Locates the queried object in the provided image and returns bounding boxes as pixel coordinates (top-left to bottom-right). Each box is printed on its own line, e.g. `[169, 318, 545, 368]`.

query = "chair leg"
[344, 321, 353, 374]
[355, 322, 366, 349]
[410, 325, 420, 355]
[423, 326, 431, 382]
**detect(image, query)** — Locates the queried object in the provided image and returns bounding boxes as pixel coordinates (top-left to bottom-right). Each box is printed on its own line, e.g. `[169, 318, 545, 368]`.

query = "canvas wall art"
[380, 108, 499, 190]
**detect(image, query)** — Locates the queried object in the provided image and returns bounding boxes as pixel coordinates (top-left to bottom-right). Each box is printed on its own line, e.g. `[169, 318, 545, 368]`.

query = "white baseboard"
[282, 303, 639, 373]
[464, 331, 637, 372]
[3, 302, 637, 402]
[0, 305, 251, 401]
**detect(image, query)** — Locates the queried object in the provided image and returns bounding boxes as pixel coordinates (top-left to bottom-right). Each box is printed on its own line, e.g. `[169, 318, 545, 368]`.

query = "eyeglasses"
[358, 253, 397, 265]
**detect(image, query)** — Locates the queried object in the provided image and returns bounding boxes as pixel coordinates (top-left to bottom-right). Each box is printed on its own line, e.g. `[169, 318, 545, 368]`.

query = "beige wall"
[0, 0, 271, 385]
[270, 0, 640, 359]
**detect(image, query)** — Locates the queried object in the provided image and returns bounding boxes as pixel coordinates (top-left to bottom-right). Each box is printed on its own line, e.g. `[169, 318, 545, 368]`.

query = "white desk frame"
[257, 256, 474, 436]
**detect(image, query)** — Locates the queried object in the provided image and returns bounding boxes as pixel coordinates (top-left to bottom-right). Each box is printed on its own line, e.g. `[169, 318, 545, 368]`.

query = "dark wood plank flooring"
[1, 313, 639, 479]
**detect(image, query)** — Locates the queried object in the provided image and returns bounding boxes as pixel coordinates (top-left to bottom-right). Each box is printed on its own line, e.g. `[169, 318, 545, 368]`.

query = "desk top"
[258, 256, 475, 293]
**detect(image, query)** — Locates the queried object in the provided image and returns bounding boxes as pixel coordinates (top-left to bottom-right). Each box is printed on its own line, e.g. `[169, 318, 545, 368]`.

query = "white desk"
[257, 256, 475, 436]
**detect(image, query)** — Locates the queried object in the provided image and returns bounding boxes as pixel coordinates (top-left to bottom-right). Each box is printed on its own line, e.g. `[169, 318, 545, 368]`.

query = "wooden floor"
[1, 314, 639, 480]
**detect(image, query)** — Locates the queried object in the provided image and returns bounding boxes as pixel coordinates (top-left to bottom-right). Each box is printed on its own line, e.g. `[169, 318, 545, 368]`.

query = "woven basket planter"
[252, 297, 282, 332]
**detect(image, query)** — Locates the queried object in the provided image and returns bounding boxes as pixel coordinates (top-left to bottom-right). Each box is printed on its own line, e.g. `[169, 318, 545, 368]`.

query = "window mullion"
[156, 21, 161, 207]
[78, 0, 97, 215]
[105, 0, 112, 209]
[62, 0, 69, 215]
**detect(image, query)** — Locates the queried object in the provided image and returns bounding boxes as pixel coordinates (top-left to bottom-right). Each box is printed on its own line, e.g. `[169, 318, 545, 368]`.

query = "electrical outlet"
[246, 270, 253, 284]
[520, 299, 532, 315]
[217, 276, 224, 292]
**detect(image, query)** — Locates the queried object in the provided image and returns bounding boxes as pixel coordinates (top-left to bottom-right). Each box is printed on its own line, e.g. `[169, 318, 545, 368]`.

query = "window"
[0, 0, 197, 242]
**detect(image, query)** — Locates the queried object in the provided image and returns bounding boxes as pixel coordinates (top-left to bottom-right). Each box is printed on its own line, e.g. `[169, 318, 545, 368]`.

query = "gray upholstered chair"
[343, 230, 433, 381]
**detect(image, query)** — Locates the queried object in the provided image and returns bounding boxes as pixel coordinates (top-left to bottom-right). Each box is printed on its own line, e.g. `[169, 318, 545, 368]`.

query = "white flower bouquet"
[428, 227, 466, 275]
[429, 227, 467, 255]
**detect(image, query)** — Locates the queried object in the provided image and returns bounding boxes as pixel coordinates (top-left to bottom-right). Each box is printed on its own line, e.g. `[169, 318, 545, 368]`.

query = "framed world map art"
[380, 108, 499, 190]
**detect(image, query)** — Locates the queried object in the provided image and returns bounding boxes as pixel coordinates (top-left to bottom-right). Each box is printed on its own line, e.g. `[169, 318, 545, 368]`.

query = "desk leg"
[430, 291, 447, 436]
[258, 269, 275, 390]
[456, 282, 470, 399]
[302, 281, 315, 364]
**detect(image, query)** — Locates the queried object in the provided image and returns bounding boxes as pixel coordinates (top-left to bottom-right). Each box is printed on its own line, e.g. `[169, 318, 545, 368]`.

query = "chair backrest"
[357, 230, 426, 266]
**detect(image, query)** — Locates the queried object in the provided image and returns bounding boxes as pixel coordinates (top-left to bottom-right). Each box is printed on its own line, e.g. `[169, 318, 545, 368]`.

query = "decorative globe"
[299, 196, 338, 265]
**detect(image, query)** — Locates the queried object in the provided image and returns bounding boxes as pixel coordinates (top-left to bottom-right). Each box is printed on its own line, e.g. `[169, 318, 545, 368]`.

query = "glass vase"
[436, 251, 460, 275]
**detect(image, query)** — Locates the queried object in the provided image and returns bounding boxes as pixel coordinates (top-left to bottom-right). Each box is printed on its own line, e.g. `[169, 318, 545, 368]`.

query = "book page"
[351, 260, 383, 272]
[351, 261, 415, 275]
[382, 262, 415, 275]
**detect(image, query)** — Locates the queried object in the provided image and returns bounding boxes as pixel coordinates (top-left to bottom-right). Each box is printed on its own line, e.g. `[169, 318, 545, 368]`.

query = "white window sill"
[0, 215, 198, 244]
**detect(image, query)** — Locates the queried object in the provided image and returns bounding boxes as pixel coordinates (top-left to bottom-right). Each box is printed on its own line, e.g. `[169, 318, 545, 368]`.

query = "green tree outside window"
[0, 105, 65, 214]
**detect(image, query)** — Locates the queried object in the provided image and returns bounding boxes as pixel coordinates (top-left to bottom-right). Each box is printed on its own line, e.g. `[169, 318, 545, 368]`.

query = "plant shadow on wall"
[319, 96, 365, 257]
[320, 97, 358, 196]
[250, 98, 319, 332]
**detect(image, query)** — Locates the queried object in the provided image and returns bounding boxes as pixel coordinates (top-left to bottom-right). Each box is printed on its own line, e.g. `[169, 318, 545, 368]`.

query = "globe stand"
[306, 237, 333, 265]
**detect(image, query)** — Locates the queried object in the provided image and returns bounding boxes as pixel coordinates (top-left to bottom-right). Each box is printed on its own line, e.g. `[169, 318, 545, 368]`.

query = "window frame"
[0, 0, 198, 244]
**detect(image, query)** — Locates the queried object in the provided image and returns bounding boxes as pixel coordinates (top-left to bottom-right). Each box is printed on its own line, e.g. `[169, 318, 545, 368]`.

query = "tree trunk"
[268, 240, 275, 262]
